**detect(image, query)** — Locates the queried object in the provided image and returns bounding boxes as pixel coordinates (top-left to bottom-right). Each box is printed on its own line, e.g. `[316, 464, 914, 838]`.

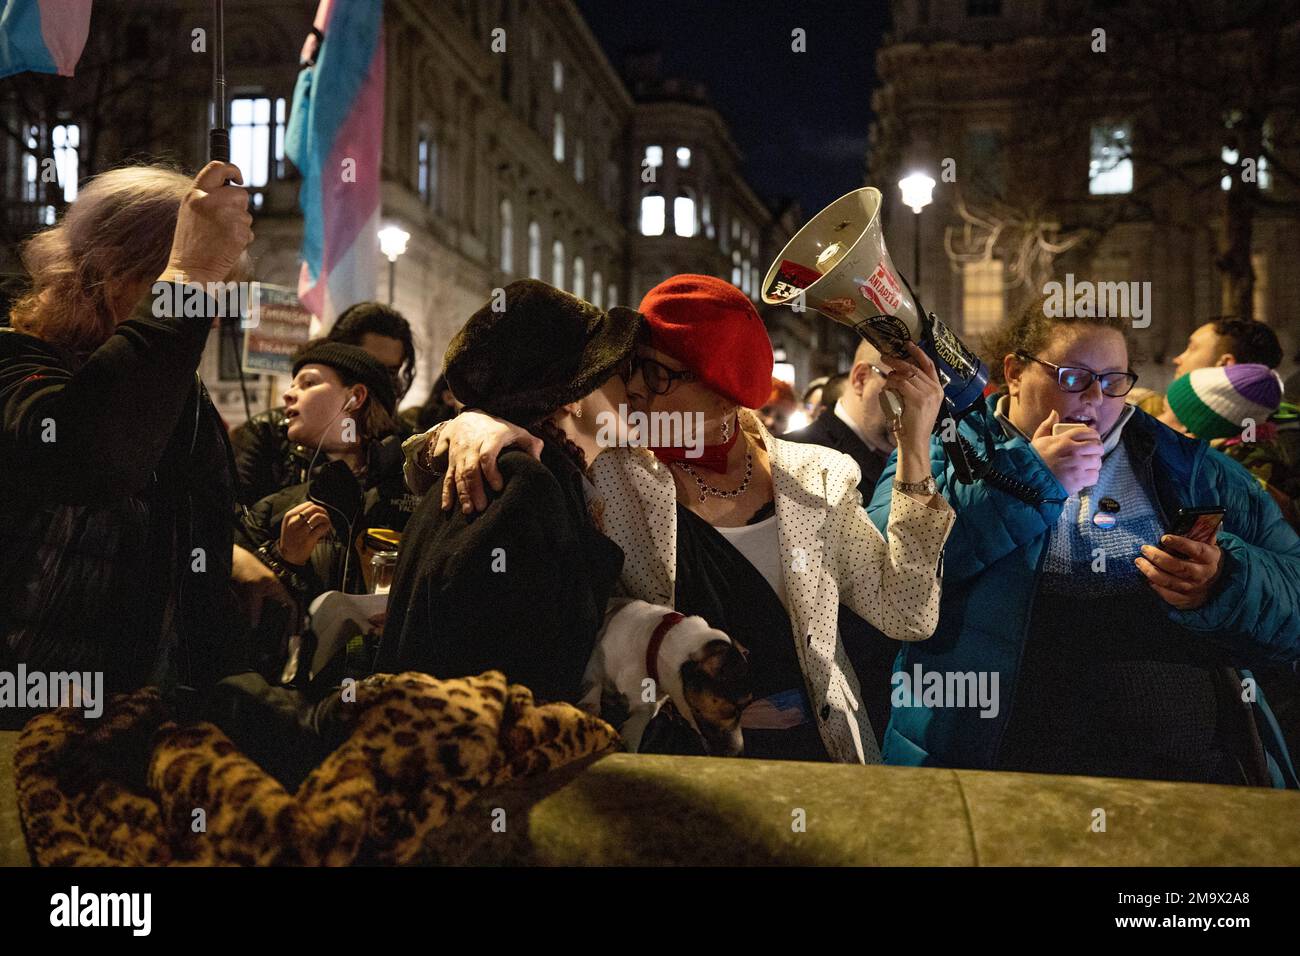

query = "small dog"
[580, 599, 752, 756]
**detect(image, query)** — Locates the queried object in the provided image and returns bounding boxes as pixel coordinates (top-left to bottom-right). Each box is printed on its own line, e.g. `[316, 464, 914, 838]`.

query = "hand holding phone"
[1135, 505, 1225, 610]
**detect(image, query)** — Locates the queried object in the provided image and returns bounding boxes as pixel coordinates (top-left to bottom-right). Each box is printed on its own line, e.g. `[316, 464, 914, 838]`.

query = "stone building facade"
[869, 0, 1300, 391]
[2, 0, 819, 424]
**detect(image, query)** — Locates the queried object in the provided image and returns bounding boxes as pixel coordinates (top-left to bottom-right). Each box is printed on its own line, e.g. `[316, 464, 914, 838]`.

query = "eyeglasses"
[634, 355, 697, 395]
[1015, 352, 1138, 397]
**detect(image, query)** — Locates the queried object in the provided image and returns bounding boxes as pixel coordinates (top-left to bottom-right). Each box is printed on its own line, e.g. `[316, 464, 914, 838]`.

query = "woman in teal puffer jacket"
[869, 298, 1300, 787]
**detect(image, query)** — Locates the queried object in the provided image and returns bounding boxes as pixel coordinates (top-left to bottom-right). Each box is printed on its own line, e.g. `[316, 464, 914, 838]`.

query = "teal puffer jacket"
[868, 395, 1300, 786]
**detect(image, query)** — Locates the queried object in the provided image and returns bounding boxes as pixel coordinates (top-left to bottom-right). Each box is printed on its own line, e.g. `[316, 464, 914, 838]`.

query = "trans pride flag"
[0, 0, 92, 79]
[286, 0, 385, 325]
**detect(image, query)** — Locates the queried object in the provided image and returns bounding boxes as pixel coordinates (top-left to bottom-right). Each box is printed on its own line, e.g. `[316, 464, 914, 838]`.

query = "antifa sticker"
[766, 259, 823, 301]
[858, 262, 903, 315]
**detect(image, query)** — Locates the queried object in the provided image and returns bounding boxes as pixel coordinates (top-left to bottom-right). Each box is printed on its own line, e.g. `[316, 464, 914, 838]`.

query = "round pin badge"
[1093, 511, 1117, 529]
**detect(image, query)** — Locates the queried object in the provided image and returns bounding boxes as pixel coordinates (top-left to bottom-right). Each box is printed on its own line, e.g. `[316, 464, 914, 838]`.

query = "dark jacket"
[235, 434, 417, 609]
[375, 440, 624, 704]
[869, 395, 1300, 786]
[784, 410, 889, 495]
[231, 405, 413, 507]
[0, 287, 238, 725]
[783, 408, 896, 744]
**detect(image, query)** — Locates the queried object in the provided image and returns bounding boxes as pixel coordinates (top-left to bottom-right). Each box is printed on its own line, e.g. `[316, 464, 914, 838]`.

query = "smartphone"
[1052, 421, 1087, 437]
[1168, 506, 1226, 545]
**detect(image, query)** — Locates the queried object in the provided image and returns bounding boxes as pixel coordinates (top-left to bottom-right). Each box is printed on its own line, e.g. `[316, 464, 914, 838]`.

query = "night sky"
[574, 0, 888, 217]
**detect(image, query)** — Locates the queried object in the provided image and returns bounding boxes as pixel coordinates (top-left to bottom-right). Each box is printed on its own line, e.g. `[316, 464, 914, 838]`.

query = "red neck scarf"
[651, 414, 739, 474]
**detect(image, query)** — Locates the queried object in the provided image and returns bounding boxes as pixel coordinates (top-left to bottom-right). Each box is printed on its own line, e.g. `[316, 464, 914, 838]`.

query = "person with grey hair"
[0, 161, 254, 723]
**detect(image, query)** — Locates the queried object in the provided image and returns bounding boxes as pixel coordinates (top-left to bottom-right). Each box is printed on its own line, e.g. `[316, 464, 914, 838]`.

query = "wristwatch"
[894, 476, 937, 496]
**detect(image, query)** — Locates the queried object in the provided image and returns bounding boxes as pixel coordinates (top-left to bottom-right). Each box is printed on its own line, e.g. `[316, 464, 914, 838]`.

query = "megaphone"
[761, 186, 989, 415]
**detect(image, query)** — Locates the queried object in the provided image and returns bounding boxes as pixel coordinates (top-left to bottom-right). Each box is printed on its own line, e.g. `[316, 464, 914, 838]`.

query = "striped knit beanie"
[1165, 364, 1282, 440]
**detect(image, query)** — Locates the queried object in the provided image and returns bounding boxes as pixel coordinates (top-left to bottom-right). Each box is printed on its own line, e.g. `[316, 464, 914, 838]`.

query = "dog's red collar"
[646, 611, 685, 687]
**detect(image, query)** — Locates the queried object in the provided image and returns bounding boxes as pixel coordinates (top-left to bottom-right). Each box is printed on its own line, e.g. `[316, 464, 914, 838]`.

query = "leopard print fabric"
[14, 671, 619, 866]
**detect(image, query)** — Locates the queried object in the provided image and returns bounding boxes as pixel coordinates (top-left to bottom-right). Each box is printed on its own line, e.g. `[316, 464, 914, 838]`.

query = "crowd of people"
[2, 162, 1298, 792]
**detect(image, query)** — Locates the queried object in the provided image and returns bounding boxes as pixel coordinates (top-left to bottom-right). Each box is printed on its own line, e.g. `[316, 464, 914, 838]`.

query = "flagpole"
[209, 0, 229, 163]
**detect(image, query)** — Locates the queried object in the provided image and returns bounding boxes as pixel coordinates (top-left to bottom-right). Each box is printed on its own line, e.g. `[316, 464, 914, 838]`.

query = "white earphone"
[343, 396, 357, 411]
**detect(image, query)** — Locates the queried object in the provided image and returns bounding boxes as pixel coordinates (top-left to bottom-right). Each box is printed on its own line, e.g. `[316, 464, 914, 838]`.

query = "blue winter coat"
[868, 395, 1300, 786]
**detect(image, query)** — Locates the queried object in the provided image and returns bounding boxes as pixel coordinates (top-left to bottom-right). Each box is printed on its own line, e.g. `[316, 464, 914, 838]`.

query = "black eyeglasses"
[634, 355, 696, 395]
[1015, 352, 1138, 397]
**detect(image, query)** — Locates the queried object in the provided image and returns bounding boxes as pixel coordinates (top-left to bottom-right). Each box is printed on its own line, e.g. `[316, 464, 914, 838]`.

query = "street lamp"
[897, 172, 935, 293]
[377, 224, 410, 305]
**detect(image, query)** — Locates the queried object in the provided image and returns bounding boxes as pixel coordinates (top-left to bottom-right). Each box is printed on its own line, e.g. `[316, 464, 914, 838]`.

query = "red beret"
[637, 274, 774, 409]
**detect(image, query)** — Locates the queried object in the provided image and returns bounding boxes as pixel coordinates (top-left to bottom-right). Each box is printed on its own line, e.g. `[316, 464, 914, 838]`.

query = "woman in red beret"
[419, 274, 954, 764]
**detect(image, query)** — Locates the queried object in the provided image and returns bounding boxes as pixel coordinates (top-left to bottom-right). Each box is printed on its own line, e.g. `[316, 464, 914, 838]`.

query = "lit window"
[573, 256, 585, 299]
[552, 239, 565, 288]
[676, 146, 691, 168]
[553, 59, 563, 93]
[21, 124, 39, 202]
[962, 260, 1004, 334]
[51, 123, 79, 202]
[274, 97, 287, 178]
[231, 96, 272, 187]
[418, 128, 437, 205]
[553, 112, 565, 162]
[1252, 252, 1268, 323]
[644, 145, 663, 168]
[528, 221, 542, 279]
[1088, 122, 1132, 195]
[591, 270, 603, 308]
[674, 195, 696, 237]
[499, 199, 514, 274]
[640, 194, 665, 236]
[607, 283, 617, 306]
[742, 259, 752, 295]
[731, 250, 742, 286]
[1221, 145, 1272, 191]
[574, 138, 585, 183]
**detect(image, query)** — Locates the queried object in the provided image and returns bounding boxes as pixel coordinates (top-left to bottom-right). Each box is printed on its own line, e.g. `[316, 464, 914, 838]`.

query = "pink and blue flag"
[0, 0, 92, 79]
[285, 0, 385, 325]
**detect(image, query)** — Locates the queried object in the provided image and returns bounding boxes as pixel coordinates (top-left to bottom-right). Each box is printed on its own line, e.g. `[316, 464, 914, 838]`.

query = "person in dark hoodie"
[236, 341, 410, 614]
[0, 161, 253, 725]
[376, 280, 638, 703]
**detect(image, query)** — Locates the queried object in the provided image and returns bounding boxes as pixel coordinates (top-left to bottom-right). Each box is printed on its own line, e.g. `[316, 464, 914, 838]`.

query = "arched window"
[640, 192, 665, 236]
[574, 138, 585, 183]
[591, 270, 604, 308]
[553, 112, 565, 162]
[673, 192, 697, 237]
[499, 199, 514, 274]
[573, 256, 586, 299]
[528, 221, 542, 279]
[607, 283, 618, 306]
[552, 239, 565, 288]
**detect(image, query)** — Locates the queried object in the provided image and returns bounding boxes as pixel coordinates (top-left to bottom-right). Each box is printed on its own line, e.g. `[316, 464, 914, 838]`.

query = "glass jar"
[370, 550, 399, 595]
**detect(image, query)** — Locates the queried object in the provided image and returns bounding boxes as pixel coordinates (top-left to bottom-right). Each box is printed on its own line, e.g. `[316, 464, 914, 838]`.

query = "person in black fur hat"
[376, 280, 641, 702]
